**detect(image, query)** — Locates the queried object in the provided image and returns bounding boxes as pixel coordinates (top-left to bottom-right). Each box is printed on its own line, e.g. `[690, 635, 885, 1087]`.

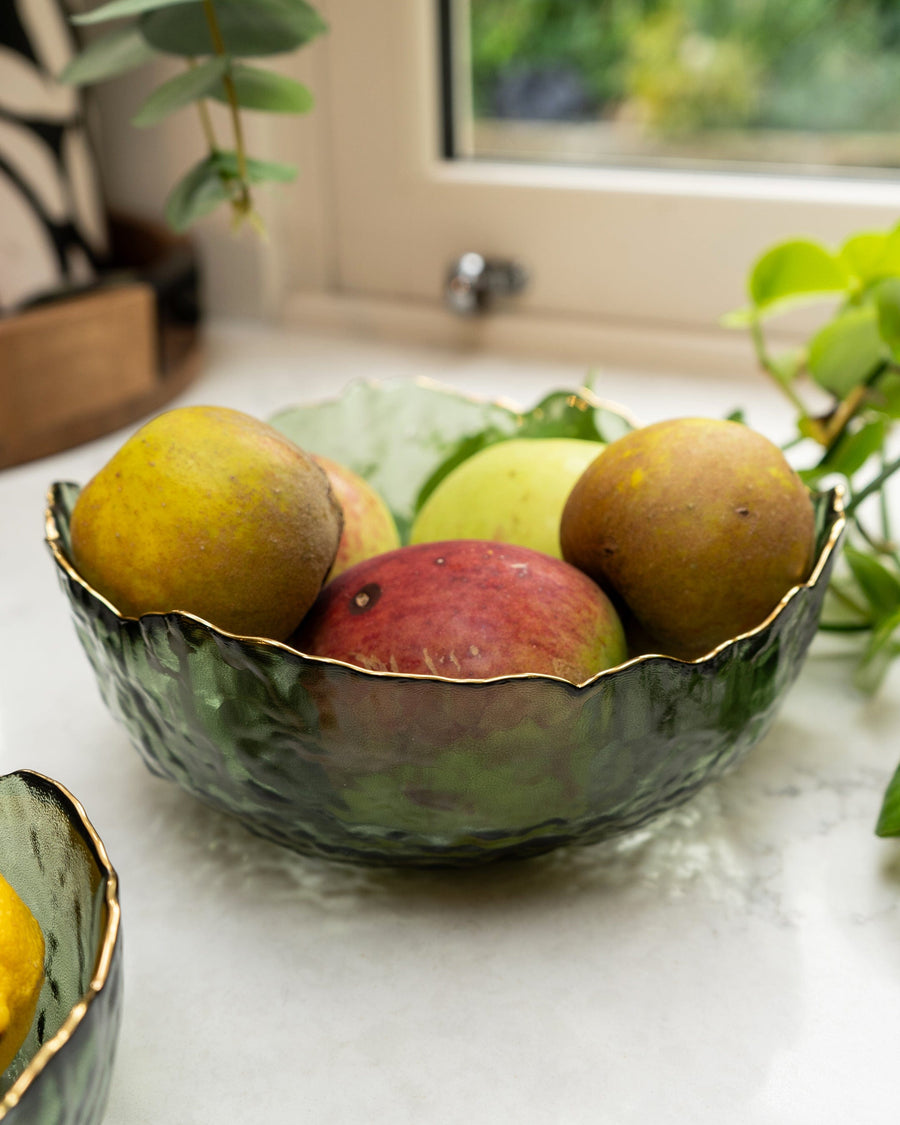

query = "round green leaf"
[840, 226, 900, 285]
[58, 24, 157, 85]
[807, 305, 886, 397]
[876, 277, 900, 357]
[140, 0, 327, 58]
[132, 56, 229, 127]
[212, 63, 314, 113]
[749, 239, 850, 315]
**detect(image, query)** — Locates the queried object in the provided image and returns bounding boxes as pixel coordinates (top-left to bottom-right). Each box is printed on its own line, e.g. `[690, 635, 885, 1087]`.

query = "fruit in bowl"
[0, 872, 45, 1079]
[0, 771, 122, 1124]
[70, 405, 343, 640]
[560, 417, 817, 660]
[410, 436, 606, 558]
[45, 378, 845, 867]
[291, 538, 627, 681]
[312, 454, 401, 580]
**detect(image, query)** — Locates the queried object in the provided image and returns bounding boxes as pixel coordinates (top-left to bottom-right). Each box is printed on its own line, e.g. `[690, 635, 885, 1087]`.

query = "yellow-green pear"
[70, 405, 343, 640]
[410, 437, 605, 558]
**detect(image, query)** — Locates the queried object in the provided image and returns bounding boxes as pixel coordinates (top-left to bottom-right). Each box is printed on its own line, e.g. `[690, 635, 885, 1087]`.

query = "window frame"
[283, 0, 900, 369]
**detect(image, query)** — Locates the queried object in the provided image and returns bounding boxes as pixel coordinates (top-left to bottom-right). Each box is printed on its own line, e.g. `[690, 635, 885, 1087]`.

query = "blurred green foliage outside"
[469, 0, 900, 137]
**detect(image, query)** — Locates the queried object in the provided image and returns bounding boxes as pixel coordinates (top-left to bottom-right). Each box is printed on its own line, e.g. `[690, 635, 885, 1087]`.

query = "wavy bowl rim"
[0, 771, 121, 1120]
[44, 377, 847, 689]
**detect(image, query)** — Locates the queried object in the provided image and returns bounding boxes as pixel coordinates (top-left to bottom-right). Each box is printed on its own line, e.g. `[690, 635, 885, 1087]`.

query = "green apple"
[409, 437, 605, 558]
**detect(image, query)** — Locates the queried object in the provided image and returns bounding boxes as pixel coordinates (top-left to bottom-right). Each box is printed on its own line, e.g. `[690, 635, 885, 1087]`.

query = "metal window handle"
[445, 252, 529, 316]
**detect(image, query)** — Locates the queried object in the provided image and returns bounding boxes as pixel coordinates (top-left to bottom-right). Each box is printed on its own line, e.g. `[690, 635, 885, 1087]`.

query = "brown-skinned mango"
[559, 417, 816, 660]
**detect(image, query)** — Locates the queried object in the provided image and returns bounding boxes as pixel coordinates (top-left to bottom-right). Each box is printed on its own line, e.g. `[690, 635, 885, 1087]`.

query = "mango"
[559, 416, 816, 659]
[290, 539, 627, 684]
[70, 405, 342, 640]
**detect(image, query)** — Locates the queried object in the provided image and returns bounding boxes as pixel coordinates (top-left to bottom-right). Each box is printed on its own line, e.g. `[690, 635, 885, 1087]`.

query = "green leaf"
[869, 369, 900, 419]
[768, 347, 806, 389]
[807, 305, 886, 397]
[820, 418, 887, 479]
[73, 0, 197, 24]
[875, 276, 900, 357]
[748, 239, 851, 317]
[840, 232, 888, 282]
[58, 24, 156, 85]
[140, 0, 327, 58]
[212, 151, 297, 183]
[876, 749, 900, 835]
[164, 154, 230, 232]
[854, 608, 900, 697]
[719, 305, 754, 328]
[211, 63, 314, 113]
[132, 56, 228, 127]
[843, 545, 900, 619]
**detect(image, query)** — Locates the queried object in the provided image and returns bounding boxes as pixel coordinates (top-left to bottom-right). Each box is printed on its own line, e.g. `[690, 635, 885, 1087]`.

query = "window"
[290, 1, 900, 369]
[449, 0, 900, 178]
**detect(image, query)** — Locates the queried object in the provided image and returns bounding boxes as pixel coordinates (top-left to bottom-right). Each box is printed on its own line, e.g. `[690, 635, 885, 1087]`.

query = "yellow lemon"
[0, 872, 45, 1075]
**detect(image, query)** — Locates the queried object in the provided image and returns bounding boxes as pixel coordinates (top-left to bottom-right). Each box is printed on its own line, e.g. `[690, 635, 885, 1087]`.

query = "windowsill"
[283, 288, 792, 383]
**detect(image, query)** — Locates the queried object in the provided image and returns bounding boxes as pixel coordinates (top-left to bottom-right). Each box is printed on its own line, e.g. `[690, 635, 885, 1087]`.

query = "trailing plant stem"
[750, 318, 808, 416]
[845, 452, 900, 517]
[201, 0, 251, 213]
[187, 59, 218, 152]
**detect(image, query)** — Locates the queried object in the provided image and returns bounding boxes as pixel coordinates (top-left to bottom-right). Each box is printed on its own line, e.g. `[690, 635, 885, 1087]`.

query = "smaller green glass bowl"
[0, 771, 122, 1125]
[45, 378, 845, 867]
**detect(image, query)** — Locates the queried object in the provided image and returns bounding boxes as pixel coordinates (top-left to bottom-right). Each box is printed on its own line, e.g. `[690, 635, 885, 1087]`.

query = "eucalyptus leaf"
[132, 56, 228, 127]
[211, 150, 297, 183]
[807, 305, 885, 397]
[210, 63, 314, 113]
[164, 155, 230, 232]
[843, 545, 900, 618]
[748, 239, 851, 316]
[140, 0, 327, 57]
[73, 0, 197, 24]
[58, 24, 156, 85]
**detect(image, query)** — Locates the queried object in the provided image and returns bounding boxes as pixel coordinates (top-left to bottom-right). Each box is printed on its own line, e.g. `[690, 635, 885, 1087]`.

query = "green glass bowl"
[0, 772, 122, 1124]
[45, 378, 845, 867]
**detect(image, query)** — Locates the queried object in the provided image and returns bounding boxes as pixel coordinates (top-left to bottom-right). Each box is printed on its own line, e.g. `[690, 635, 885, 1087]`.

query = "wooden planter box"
[0, 215, 204, 470]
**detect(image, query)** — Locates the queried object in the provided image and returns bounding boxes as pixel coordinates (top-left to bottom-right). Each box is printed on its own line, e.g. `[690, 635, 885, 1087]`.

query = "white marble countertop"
[2, 320, 899, 1125]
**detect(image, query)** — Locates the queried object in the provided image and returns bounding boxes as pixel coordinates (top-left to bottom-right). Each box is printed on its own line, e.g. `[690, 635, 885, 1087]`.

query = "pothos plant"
[724, 226, 900, 835]
[61, 0, 327, 234]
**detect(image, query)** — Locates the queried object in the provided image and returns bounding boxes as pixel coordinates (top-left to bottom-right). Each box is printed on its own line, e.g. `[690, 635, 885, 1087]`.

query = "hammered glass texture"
[46, 421, 842, 867]
[0, 773, 122, 1125]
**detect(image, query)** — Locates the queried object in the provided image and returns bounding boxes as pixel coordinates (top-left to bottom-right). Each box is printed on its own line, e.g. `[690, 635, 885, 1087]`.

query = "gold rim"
[0, 772, 121, 1119]
[44, 378, 845, 686]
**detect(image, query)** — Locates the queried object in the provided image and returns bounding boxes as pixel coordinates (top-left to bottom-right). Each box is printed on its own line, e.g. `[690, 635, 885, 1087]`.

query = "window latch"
[445, 253, 528, 316]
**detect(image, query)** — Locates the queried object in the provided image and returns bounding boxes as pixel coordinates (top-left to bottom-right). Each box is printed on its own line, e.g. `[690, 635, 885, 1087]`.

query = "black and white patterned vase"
[0, 0, 109, 313]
